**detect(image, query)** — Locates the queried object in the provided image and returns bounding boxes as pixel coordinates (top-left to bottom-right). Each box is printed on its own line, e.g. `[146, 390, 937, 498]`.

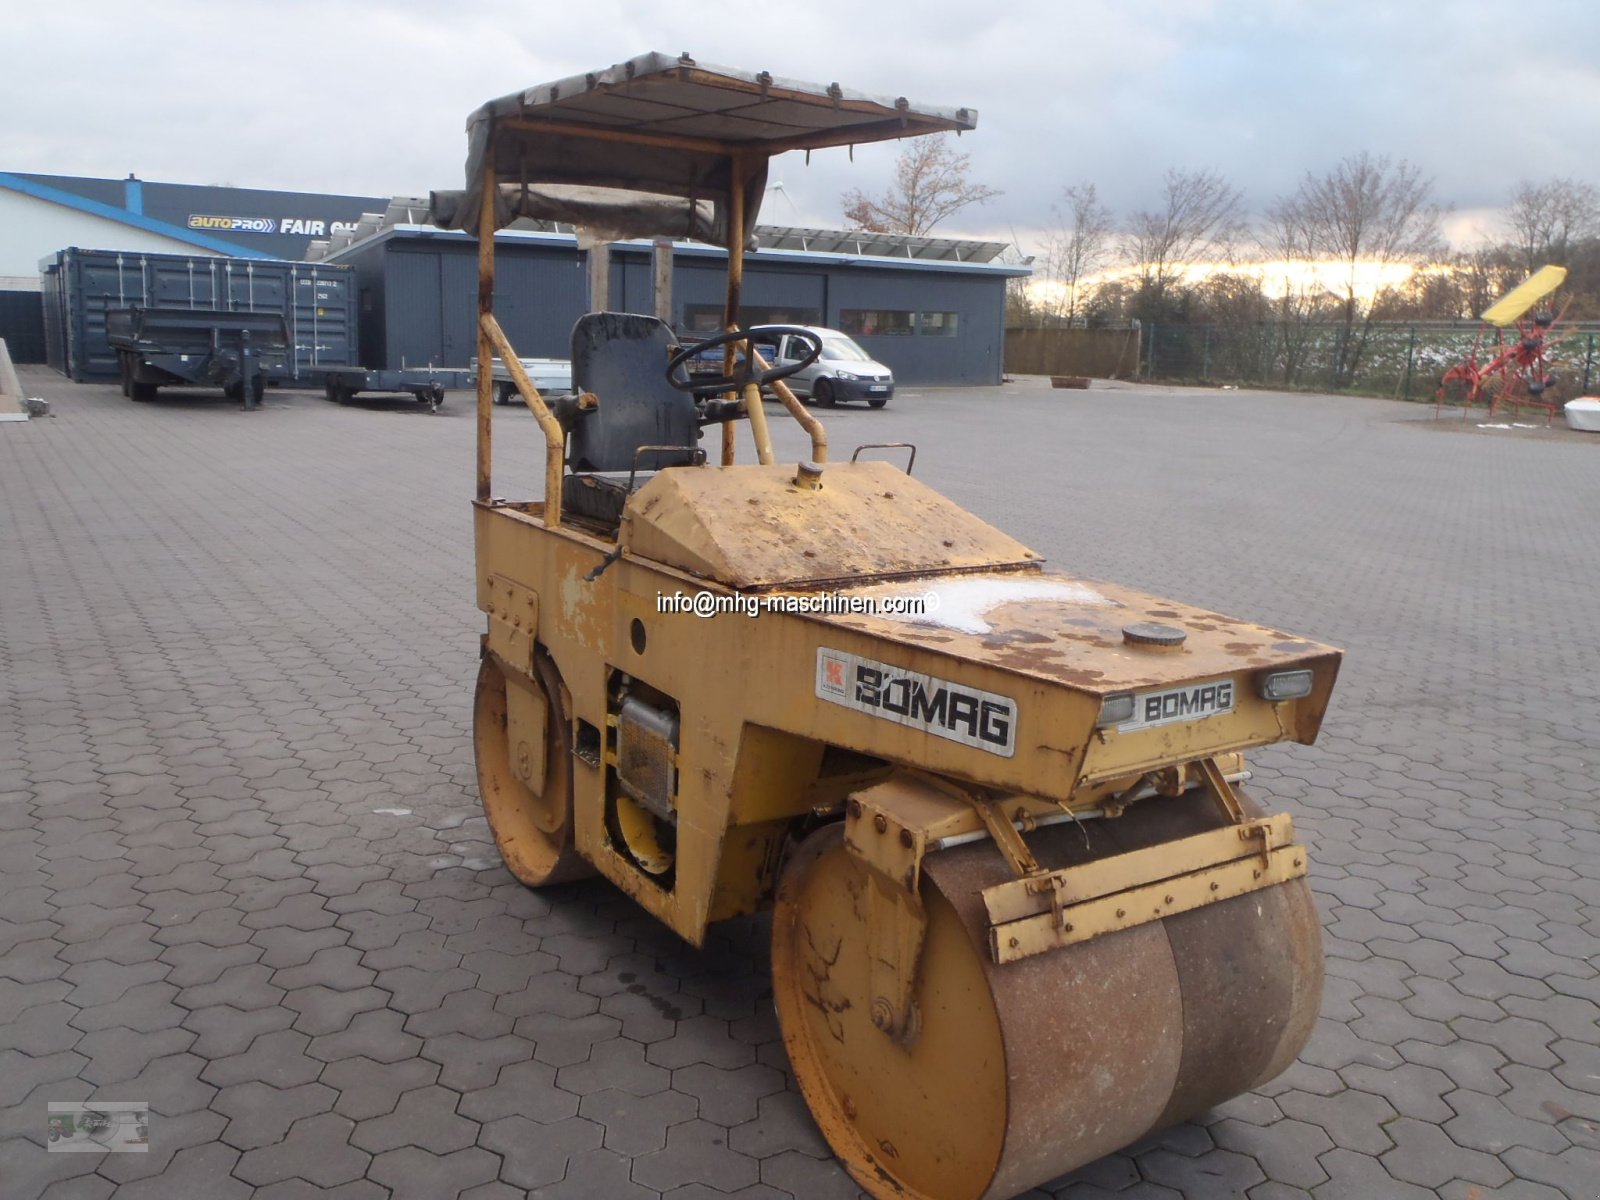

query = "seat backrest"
[567, 312, 699, 473]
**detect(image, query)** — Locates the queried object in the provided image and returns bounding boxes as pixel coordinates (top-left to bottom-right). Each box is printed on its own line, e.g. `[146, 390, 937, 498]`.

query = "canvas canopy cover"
[429, 51, 977, 248]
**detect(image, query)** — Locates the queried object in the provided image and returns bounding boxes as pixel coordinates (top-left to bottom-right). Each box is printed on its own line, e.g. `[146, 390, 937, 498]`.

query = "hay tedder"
[432, 53, 1341, 1199]
[1436, 264, 1570, 424]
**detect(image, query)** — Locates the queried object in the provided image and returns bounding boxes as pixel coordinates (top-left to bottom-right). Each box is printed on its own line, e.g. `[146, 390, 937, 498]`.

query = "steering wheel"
[666, 325, 822, 393]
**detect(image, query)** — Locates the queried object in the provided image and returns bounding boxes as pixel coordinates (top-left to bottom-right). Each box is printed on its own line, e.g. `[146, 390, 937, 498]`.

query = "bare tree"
[1042, 183, 1114, 323]
[1273, 153, 1441, 387]
[1259, 195, 1335, 386]
[1453, 243, 1521, 321]
[841, 135, 1001, 236]
[1125, 168, 1246, 322]
[1505, 178, 1600, 272]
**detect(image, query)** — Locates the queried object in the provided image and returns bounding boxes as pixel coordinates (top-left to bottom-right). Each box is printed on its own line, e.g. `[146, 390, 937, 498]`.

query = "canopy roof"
[430, 51, 978, 246]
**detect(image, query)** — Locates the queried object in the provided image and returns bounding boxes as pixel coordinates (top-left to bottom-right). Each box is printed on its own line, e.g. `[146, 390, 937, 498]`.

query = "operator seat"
[563, 312, 702, 531]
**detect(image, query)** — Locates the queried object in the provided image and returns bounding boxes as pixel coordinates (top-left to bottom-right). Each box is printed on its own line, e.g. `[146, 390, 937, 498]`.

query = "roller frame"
[843, 758, 1311, 1035]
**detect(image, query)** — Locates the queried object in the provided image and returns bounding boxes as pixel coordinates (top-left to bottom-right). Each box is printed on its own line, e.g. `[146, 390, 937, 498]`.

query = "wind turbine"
[765, 178, 801, 221]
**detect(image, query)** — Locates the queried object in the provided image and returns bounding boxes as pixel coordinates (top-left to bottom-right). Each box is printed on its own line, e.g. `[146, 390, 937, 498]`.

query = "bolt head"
[869, 998, 894, 1031]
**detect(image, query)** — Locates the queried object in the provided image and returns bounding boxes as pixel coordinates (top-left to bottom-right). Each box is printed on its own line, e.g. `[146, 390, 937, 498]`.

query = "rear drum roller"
[771, 792, 1322, 1200]
[474, 652, 593, 886]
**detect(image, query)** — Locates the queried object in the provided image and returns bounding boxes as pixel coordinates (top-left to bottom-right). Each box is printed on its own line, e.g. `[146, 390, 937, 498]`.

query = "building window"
[683, 304, 821, 333]
[920, 311, 959, 336]
[839, 309, 914, 337]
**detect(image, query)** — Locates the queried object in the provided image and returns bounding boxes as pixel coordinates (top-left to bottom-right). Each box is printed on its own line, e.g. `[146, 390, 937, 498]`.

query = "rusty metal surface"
[1152, 873, 1323, 1128]
[1089, 792, 1323, 1132]
[621, 460, 1038, 589]
[821, 568, 1341, 701]
[923, 826, 1182, 1200]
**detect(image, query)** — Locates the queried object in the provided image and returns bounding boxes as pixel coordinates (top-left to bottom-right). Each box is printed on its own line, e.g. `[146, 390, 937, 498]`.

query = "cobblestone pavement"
[2, 368, 1597, 1199]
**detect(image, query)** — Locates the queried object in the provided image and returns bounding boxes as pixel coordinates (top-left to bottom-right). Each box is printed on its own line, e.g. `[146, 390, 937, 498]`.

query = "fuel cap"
[1123, 621, 1187, 648]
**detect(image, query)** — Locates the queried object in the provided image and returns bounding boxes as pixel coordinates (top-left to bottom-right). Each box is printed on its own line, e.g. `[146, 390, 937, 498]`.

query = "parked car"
[767, 326, 894, 408]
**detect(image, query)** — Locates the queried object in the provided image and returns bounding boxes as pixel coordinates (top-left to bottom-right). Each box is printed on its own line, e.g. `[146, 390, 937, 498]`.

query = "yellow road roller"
[432, 52, 1339, 1200]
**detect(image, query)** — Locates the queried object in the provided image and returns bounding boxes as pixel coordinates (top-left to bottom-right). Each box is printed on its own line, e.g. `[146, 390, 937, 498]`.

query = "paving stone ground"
[1, 368, 1597, 1199]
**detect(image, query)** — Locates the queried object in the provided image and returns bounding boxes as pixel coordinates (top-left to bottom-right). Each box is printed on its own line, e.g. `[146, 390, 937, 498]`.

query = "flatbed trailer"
[108, 305, 288, 407]
[487, 356, 572, 404]
[310, 365, 473, 412]
[307, 359, 569, 414]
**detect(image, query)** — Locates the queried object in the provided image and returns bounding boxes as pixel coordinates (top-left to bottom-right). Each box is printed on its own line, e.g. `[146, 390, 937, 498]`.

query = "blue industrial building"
[2, 173, 1028, 383]
[317, 214, 1027, 386]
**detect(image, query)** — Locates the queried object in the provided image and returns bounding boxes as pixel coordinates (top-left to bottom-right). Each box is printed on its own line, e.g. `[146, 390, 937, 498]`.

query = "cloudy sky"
[7, 0, 1600, 254]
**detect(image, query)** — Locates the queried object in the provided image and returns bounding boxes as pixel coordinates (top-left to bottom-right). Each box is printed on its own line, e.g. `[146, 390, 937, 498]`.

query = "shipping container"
[39, 247, 357, 381]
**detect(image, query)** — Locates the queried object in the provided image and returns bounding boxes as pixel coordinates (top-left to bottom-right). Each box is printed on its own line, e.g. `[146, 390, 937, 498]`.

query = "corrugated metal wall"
[364, 241, 586, 370]
[41, 248, 357, 381]
[344, 232, 1012, 386]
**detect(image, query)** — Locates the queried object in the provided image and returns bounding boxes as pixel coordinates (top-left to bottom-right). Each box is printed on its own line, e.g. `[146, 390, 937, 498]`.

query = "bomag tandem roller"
[434, 53, 1340, 1200]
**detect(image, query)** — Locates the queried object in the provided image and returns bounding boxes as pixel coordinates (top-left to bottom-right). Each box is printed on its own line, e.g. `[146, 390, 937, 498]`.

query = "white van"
[768, 327, 895, 408]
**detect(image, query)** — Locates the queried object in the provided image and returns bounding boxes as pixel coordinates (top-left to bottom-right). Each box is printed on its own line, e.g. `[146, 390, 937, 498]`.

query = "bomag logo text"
[1140, 681, 1234, 724]
[853, 664, 1013, 750]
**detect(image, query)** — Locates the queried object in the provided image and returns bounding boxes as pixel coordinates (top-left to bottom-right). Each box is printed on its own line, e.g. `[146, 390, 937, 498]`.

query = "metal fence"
[1142, 321, 1600, 400]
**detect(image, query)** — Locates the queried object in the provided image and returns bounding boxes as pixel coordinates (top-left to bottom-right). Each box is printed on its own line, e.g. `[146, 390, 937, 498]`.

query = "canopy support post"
[652, 239, 673, 325]
[476, 141, 496, 504]
[723, 153, 773, 466]
[588, 242, 611, 312]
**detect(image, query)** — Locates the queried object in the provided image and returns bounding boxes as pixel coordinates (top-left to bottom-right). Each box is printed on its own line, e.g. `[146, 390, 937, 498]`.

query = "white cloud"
[5, 0, 1597, 251]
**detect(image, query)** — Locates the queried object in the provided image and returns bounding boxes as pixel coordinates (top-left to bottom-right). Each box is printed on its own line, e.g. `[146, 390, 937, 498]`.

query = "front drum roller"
[771, 792, 1322, 1200]
[474, 651, 593, 886]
